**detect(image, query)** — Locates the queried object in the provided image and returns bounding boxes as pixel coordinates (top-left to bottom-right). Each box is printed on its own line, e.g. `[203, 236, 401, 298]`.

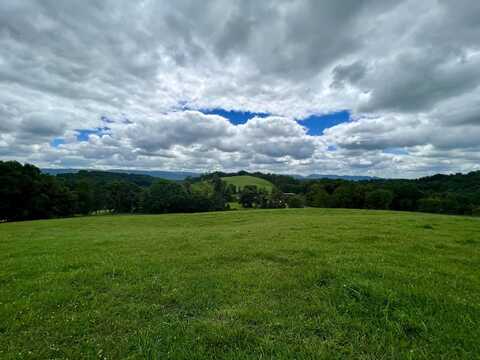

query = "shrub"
[287, 195, 305, 208]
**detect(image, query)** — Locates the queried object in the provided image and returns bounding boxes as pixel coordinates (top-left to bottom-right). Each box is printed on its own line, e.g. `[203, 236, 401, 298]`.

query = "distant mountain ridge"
[296, 174, 381, 181]
[41, 168, 381, 181]
[41, 168, 200, 181]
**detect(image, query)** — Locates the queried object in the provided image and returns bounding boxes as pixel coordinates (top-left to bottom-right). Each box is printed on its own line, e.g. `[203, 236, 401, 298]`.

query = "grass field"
[1, 209, 479, 359]
[221, 175, 274, 192]
[227, 201, 244, 210]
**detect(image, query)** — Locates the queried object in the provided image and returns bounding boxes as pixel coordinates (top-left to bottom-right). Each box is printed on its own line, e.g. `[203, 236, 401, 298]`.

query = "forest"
[1, 161, 480, 222]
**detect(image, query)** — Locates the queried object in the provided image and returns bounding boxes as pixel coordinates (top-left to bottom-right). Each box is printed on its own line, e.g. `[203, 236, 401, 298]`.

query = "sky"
[1, 0, 480, 178]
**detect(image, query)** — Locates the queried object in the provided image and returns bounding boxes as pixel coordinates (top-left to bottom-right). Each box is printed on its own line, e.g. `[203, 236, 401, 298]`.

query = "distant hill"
[55, 170, 158, 187]
[221, 175, 274, 192]
[41, 168, 79, 175]
[42, 168, 382, 182]
[42, 168, 199, 181]
[295, 174, 381, 181]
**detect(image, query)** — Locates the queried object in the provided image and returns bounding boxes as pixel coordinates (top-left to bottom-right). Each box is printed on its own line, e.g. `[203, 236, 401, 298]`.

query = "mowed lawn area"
[221, 175, 274, 192]
[1, 209, 479, 359]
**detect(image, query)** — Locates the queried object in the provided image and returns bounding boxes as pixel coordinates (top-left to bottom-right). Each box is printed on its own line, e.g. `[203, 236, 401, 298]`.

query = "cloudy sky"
[1, 0, 480, 178]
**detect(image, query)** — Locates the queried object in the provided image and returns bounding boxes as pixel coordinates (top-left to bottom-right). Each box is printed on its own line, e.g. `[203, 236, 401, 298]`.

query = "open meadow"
[1, 209, 479, 359]
[221, 175, 274, 192]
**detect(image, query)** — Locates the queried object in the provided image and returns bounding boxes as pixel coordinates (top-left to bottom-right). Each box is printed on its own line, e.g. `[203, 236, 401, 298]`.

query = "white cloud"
[1, 0, 480, 177]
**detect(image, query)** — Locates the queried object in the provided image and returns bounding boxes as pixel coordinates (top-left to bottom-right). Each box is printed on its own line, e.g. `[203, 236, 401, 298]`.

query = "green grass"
[221, 175, 274, 192]
[1, 209, 479, 359]
[227, 201, 245, 210]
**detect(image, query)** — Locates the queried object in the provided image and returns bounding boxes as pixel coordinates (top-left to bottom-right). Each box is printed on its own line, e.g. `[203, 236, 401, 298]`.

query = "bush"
[239, 185, 259, 208]
[287, 195, 305, 208]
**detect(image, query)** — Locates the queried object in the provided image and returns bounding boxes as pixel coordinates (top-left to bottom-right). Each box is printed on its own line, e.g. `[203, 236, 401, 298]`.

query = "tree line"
[0, 161, 226, 222]
[198, 170, 480, 216]
[1, 161, 480, 222]
[221, 184, 304, 209]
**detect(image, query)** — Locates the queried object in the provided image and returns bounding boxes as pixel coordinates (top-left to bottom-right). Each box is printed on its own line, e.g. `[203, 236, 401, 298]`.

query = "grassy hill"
[1, 209, 479, 358]
[221, 175, 274, 192]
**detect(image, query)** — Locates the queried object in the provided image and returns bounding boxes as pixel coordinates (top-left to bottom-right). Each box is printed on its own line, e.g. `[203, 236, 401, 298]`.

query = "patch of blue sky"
[192, 107, 351, 134]
[75, 127, 110, 142]
[50, 138, 65, 147]
[198, 108, 270, 125]
[298, 110, 351, 135]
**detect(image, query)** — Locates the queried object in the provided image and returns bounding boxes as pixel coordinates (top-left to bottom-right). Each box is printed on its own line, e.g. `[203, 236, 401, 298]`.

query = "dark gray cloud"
[359, 50, 480, 113]
[19, 113, 65, 137]
[331, 61, 367, 88]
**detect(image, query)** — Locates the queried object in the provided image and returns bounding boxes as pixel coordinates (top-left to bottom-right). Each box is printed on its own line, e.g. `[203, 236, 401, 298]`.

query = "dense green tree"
[388, 182, 422, 211]
[307, 184, 331, 207]
[224, 184, 237, 201]
[0, 161, 77, 221]
[107, 181, 141, 213]
[418, 197, 443, 214]
[365, 189, 394, 210]
[58, 170, 156, 188]
[239, 185, 259, 208]
[331, 185, 355, 208]
[269, 188, 286, 208]
[286, 194, 305, 208]
[74, 181, 94, 215]
[142, 180, 190, 213]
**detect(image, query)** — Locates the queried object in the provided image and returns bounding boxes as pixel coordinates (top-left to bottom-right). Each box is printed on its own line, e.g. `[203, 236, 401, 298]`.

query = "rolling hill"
[221, 175, 275, 192]
[42, 168, 199, 181]
[1, 209, 479, 358]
